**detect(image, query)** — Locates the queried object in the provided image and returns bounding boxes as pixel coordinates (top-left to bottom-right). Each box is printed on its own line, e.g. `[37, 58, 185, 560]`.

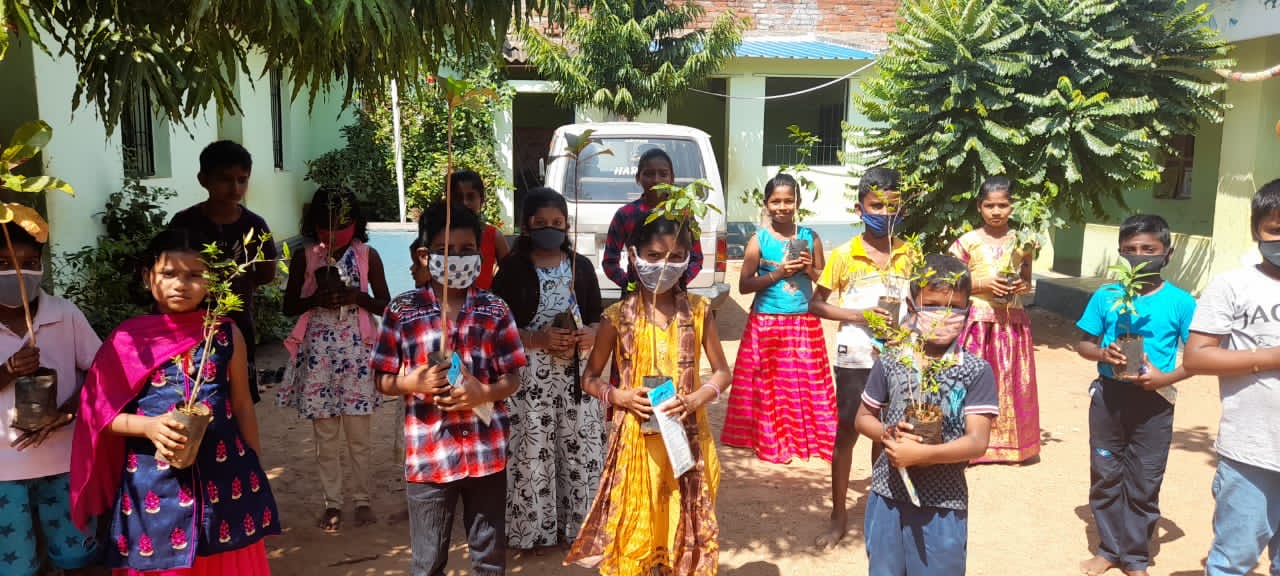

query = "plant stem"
[1, 225, 37, 347]
[442, 98, 455, 355]
[183, 320, 219, 413]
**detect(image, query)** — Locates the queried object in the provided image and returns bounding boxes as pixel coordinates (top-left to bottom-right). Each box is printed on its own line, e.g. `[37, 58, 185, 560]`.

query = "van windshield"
[562, 137, 706, 203]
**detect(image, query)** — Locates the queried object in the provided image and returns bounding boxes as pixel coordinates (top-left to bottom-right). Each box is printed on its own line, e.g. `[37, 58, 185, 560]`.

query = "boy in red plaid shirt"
[373, 202, 526, 576]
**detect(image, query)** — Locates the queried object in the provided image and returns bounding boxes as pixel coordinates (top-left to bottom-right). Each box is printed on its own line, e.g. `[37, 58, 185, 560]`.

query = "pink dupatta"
[70, 310, 212, 530]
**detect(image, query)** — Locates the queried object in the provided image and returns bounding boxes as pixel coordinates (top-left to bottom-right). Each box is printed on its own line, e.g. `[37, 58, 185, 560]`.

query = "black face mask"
[1120, 253, 1168, 277]
[528, 227, 567, 251]
[1259, 241, 1280, 268]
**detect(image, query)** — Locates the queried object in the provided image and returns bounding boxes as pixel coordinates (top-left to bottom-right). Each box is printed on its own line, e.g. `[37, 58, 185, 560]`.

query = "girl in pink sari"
[949, 177, 1040, 464]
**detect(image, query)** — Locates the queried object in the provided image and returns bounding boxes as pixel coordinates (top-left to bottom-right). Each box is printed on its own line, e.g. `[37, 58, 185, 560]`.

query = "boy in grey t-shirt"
[1186, 178, 1280, 576]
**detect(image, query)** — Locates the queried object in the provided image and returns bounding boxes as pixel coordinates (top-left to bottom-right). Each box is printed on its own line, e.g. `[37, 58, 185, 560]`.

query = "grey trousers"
[1088, 377, 1174, 571]
[406, 471, 507, 576]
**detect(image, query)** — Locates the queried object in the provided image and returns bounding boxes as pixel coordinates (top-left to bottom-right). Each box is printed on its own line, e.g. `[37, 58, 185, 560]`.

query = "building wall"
[18, 43, 348, 258]
[717, 58, 875, 225]
[696, 0, 898, 34]
[1062, 33, 1280, 294]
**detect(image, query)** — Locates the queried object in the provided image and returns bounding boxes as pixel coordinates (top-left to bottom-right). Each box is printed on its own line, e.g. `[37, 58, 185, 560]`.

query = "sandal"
[354, 504, 377, 527]
[317, 507, 342, 533]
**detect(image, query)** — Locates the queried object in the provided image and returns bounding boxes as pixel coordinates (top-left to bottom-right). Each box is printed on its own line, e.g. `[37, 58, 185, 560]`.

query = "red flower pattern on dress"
[243, 513, 257, 537]
[138, 534, 154, 557]
[218, 520, 231, 544]
[224, 398, 233, 419]
[236, 436, 246, 456]
[201, 360, 217, 381]
[231, 477, 243, 500]
[207, 481, 220, 503]
[126, 452, 138, 473]
[156, 457, 170, 471]
[249, 471, 261, 493]
[116, 534, 128, 556]
[215, 328, 229, 346]
[144, 491, 161, 514]
[262, 507, 273, 527]
[170, 527, 189, 551]
[215, 441, 228, 463]
[150, 370, 167, 387]
[178, 484, 195, 508]
[121, 493, 133, 516]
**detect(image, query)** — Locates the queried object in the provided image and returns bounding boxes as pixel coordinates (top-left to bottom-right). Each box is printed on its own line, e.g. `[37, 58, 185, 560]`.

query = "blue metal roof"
[734, 40, 874, 60]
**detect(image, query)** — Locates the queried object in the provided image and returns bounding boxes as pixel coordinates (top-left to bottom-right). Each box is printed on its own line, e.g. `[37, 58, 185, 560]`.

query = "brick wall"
[696, 0, 899, 34]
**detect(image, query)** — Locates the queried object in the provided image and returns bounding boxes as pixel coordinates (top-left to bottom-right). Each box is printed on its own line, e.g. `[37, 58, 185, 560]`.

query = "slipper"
[317, 507, 342, 533]
[355, 504, 377, 527]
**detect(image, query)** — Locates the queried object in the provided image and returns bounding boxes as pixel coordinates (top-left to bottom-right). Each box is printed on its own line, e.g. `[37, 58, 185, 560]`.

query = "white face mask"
[0, 269, 43, 309]
[427, 253, 482, 290]
[631, 249, 688, 294]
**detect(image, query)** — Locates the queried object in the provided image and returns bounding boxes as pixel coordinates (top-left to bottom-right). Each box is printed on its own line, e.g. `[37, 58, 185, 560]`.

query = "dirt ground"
[257, 263, 1270, 576]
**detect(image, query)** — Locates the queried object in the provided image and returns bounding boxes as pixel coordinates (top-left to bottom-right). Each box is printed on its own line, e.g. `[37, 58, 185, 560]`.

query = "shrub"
[55, 179, 290, 343]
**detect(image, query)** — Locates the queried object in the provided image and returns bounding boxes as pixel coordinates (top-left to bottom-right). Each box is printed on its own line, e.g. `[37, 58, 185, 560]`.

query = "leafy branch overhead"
[850, 0, 1231, 251]
[521, 0, 745, 120]
[0, 0, 565, 133]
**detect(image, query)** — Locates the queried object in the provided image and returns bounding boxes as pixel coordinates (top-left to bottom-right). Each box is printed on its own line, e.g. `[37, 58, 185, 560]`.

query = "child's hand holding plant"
[143, 415, 188, 462]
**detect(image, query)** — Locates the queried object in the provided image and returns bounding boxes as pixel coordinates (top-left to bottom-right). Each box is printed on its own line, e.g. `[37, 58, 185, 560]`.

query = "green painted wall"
[1056, 33, 1280, 294]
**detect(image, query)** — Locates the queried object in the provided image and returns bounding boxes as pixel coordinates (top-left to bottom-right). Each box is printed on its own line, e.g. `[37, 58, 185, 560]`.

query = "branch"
[1215, 64, 1280, 82]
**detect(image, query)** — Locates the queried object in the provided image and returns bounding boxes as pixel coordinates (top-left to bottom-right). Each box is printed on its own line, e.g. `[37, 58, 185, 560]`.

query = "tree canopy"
[852, 0, 1231, 250]
[0, 0, 565, 133]
[520, 0, 744, 120]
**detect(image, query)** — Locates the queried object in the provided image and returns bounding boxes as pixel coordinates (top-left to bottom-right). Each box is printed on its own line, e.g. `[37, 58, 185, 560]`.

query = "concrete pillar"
[725, 75, 765, 223]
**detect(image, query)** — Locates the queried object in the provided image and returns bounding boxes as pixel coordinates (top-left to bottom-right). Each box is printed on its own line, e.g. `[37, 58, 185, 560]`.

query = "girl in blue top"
[722, 174, 838, 463]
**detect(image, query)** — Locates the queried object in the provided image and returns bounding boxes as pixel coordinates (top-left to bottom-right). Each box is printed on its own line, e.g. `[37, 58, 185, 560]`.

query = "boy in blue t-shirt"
[856, 254, 998, 575]
[1185, 178, 1280, 576]
[1074, 214, 1196, 576]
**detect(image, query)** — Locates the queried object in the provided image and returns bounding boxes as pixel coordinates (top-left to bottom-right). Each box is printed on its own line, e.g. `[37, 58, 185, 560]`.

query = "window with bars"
[121, 89, 156, 178]
[270, 69, 285, 170]
[1155, 135, 1195, 200]
[763, 77, 848, 166]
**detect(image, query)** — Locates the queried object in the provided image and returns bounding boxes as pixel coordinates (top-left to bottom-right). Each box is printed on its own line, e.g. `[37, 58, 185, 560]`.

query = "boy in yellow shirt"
[810, 167, 919, 548]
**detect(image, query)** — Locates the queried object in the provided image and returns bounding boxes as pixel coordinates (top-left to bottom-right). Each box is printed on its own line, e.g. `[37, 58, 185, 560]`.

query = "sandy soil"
[257, 264, 1269, 576]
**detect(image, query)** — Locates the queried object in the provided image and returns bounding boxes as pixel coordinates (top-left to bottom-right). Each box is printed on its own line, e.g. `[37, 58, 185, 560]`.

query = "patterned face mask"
[427, 253, 482, 290]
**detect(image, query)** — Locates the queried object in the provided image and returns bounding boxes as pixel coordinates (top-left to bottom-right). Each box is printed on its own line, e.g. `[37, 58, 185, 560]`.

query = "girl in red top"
[453, 170, 510, 290]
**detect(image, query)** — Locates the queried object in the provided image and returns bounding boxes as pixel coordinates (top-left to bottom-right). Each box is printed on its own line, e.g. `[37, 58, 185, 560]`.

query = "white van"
[543, 122, 730, 308]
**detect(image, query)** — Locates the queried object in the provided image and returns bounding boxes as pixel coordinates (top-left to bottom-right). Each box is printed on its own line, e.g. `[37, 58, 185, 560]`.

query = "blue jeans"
[1206, 457, 1280, 575]
[864, 492, 968, 576]
[0, 473, 98, 576]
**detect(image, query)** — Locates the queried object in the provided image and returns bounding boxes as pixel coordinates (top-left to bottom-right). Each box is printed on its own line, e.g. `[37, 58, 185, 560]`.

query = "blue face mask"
[861, 210, 899, 238]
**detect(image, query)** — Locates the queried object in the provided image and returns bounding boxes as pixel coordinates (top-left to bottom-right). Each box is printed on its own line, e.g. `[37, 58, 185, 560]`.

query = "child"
[856, 254, 997, 576]
[0, 217, 101, 576]
[1075, 214, 1194, 576]
[1184, 178, 1280, 576]
[566, 215, 732, 575]
[809, 166, 918, 548]
[169, 140, 278, 403]
[492, 187, 604, 551]
[601, 148, 704, 289]
[722, 173, 837, 463]
[71, 228, 280, 573]
[278, 185, 390, 532]
[948, 176, 1040, 464]
[371, 201, 527, 575]
[453, 170, 511, 290]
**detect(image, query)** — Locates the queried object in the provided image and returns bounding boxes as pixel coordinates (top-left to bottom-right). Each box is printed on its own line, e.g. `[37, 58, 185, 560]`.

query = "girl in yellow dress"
[566, 216, 732, 575]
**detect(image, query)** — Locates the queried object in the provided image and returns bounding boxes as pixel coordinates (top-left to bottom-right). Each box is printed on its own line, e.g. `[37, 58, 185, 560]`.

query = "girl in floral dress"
[492, 187, 604, 552]
[278, 185, 390, 531]
[71, 228, 280, 575]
